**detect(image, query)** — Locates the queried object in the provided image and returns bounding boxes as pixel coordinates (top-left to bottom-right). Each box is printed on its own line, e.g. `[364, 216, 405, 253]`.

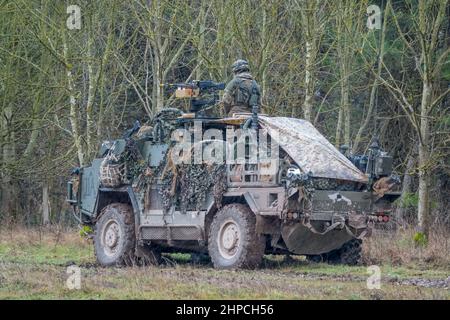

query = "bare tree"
[375, 0, 449, 237]
[334, 0, 368, 147]
[295, 0, 329, 122]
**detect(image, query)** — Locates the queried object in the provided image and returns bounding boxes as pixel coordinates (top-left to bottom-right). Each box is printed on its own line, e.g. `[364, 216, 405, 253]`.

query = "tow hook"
[331, 215, 345, 229]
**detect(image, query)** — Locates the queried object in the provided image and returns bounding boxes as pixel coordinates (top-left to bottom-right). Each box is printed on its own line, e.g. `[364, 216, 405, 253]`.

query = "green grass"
[1, 263, 448, 299]
[0, 229, 448, 300]
[0, 242, 92, 266]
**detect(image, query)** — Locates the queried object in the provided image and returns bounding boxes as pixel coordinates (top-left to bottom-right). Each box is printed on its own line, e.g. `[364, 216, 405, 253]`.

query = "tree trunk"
[42, 182, 50, 225]
[417, 145, 430, 236]
[1, 105, 16, 220]
[63, 42, 84, 166]
[336, 62, 351, 147]
[86, 33, 97, 160]
[417, 82, 431, 236]
[299, 0, 321, 122]
[195, 2, 207, 80]
[335, 1, 351, 148]
[335, 103, 344, 147]
[342, 75, 351, 146]
[303, 39, 314, 122]
[155, 70, 164, 111]
[396, 150, 416, 222]
[352, 1, 389, 153]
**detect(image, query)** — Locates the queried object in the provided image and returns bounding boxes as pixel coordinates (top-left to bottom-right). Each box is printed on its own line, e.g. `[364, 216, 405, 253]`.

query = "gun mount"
[162, 80, 225, 117]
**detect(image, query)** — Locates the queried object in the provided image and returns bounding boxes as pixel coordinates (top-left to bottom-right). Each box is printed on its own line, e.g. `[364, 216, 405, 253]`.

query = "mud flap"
[281, 223, 353, 255]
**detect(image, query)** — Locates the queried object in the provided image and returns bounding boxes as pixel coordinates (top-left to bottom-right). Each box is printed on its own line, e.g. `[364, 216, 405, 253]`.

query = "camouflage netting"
[178, 163, 227, 213]
[311, 178, 359, 191]
[100, 139, 145, 187]
[157, 147, 227, 213]
[123, 139, 146, 179]
[100, 159, 126, 187]
[152, 108, 183, 143]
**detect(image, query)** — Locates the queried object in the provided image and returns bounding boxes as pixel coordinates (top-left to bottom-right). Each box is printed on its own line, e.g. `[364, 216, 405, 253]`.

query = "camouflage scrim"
[258, 116, 368, 183]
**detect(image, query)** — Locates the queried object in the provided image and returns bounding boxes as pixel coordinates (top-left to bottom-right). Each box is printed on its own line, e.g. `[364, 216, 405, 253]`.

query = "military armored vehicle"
[67, 82, 400, 269]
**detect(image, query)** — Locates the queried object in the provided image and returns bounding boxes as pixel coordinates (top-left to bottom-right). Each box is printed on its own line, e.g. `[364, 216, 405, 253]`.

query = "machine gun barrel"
[195, 80, 225, 91]
[161, 80, 225, 115]
[160, 80, 225, 90]
[162, 80, 225, 92]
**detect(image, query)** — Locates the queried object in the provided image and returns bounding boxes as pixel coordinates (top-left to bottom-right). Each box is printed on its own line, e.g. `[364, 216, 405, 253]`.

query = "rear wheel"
[327, 239, 362, 265]
[306, 239, 362, 266]
[306, 254, 326, 263]
[208, 203, 265, 269]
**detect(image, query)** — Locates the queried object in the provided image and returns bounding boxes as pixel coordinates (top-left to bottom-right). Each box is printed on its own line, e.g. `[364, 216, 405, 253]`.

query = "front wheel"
[94, 203, 136, 266]
[208, 203, 265, 269]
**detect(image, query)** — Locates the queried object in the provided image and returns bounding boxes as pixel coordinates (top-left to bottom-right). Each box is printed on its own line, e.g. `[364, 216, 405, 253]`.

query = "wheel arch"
[94, 187, 140, 225]
[206, 192, 258, 217]
[205, 193, 280, 244]
[204, 193, 252, 239]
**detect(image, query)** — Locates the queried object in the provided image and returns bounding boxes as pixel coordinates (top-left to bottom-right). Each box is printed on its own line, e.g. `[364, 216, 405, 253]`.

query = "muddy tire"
[191, 253, 211, 265]
[327, 239, 362, 265]
[208, 203, 265, 269]
[306, 254, 326, 263]
[135, 245, 162, 266]
[306, 239, 362, 265]
[94, 203, 136, 266]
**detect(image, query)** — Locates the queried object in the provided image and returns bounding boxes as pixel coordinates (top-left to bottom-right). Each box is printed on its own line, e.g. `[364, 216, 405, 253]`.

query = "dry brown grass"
[0, 225, 86, 247]
[0, 225, 448, 299]
[2, 224, 449, 269]
[362, 224, 450, 268]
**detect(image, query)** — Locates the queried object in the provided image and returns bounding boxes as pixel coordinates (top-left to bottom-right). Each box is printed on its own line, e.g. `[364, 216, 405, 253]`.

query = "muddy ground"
[0, 229, 448, 299]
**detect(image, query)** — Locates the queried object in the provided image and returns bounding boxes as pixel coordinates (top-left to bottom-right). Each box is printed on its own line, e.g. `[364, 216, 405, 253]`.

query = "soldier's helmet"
[231, 59, 250, 74]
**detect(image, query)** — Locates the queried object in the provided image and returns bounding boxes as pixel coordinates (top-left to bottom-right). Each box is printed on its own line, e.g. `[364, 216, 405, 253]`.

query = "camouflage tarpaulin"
[258, 116, 368, 183]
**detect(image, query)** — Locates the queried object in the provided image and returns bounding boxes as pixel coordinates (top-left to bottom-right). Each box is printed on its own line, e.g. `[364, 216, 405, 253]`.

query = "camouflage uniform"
[222, 60, 261, 116]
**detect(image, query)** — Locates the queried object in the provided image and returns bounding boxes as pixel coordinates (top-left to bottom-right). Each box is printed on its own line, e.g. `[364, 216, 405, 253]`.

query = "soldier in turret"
[222, 59, 261, 116]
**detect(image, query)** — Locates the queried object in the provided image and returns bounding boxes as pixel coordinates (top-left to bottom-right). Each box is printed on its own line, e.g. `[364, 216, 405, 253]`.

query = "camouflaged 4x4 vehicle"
[67, 109, 400, 269]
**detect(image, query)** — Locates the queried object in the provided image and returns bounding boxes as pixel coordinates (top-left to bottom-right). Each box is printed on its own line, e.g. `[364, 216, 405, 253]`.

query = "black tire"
[191, 253, 211, 265]
[208, 203, 265, 269]
[306, 254, 326, 263]
[326, 239, 362, 265]
[135, 245, 162, 266]
[306, 239, 362, 266]
[339, 238, 363, 265]
[94, 203, 136, 266]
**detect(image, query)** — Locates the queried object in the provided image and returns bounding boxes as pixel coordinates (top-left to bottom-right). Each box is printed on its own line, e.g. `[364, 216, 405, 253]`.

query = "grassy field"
[0, 228, 448, 300]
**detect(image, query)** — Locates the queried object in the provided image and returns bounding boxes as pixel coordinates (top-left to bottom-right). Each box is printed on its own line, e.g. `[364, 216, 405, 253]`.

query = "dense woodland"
[0, 0, 449, 239]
